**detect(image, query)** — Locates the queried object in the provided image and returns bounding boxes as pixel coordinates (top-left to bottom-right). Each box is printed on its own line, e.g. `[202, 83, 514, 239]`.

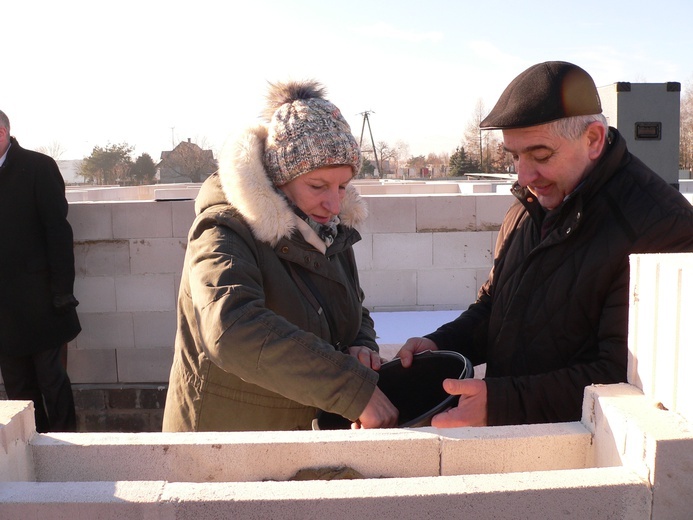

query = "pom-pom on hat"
[263, 80, 362, 186]
[480, 61, 602, 130]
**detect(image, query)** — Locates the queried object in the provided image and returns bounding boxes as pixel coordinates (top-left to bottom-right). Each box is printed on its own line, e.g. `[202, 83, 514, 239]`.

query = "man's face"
[0, 126, 9, 157]
[502, 123, 599, 210]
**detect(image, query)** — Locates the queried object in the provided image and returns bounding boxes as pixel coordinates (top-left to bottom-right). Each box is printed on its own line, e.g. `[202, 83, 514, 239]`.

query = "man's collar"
[0, 140, 11, 168]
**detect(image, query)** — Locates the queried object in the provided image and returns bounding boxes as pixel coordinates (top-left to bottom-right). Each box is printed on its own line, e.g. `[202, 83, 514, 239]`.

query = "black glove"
[53, 294, 79, 314]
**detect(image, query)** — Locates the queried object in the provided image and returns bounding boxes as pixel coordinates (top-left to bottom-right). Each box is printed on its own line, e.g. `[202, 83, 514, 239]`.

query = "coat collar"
[0, 137, 20, 170]
[212, 125, 368, 247]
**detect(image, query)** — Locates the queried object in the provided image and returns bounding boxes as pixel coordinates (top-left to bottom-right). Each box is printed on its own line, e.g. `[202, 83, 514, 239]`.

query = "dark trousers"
[0, 344, 77, 432]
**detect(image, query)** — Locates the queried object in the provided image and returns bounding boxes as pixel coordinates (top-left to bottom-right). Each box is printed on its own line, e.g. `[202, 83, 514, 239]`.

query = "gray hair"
[0, 110, 9, 132]
[546, 113, 608, 141]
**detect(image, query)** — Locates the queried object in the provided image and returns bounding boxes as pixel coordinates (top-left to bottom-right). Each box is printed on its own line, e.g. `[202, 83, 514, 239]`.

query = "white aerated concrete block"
[73, 240, 130, 277]
[0, 401, 36, 482]
[117, 347, 174, 383]
[475, 193, 514, 229]
[67, 348, 118, 384]
[68, 203, 114, 240]
[132, 311, 176, 348]
[359, 196, 417, 233]
[171, 199, 195, 238]
[583, 384, 693, 520]
[372, 233, 432, 270]
[628, 253, 693, 423]
[73, 276, 117, 313]
[114, 274, 176, 312]
[31, 429, 441, 483]
[159, 467, 648, 520]
[436, 422, 590, 475]
[415, 195, 476, 232]
[0, 481, 167, 519]
[112, 201, 173, 239]
[417, 268, 477, 307]
[351, 233, 373, 270]
[72, 312, 134, 350]
[432, 231, 495, 267]
[359, 270, 418, 310]
[129, 238, 186, 275]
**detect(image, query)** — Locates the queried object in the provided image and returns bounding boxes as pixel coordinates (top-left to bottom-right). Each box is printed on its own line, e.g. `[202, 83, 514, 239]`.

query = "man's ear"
[585, 122, 607, 160]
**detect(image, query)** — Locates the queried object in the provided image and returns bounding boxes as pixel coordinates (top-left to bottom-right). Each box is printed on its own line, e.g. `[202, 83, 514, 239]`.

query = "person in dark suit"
[0, 109, 81, 432]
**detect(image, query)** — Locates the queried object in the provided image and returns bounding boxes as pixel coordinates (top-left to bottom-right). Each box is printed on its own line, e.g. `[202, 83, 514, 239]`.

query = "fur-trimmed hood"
[196, 126, 368, 247]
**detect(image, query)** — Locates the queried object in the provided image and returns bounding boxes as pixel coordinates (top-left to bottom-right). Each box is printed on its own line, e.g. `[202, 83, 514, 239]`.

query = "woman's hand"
[348, 345, 384, 370]
[346, 346, 398, 428]
[354, 386, 399, 429]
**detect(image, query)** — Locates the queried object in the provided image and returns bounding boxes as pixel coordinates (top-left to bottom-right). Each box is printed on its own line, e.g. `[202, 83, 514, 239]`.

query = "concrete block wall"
[67, 199, 194, 387]
[0, 186, 513, 431]
[0, 393, 659, 519]
[1, 251, 692, 517]
[627, 253, 693, 423]
[65, 183, 202, 202]
[63, 191, 512, 389]
[0, 401, 35, 482]
[355, 193, 513, 311]
[20, 423, 590, 484]
[583, 384, 693, 520]
[27, 199, 194, 430]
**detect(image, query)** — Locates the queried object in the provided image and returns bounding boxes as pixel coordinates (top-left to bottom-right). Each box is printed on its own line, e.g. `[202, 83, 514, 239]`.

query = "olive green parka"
[162, 126, 379, 431]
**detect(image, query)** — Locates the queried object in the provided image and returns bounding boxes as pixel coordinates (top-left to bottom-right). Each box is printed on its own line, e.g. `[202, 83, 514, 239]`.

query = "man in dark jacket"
[0, 110, 81, 432]
[398, 61, 693, 426]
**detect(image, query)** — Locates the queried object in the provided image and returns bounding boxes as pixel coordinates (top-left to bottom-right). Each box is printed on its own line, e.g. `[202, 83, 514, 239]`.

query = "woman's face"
[278, 165, 353, 224]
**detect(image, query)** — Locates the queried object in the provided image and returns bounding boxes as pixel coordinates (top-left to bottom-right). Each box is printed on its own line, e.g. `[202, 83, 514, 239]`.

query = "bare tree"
[160, 136, 217, 183]
[439, 151, 450, 176]
[36, 141, 66, 160]
[426, 152, 446, 177]
[376, 141, 398, 176]
[407, 155, 426, 171]
[490, 138, 513, 173]
[463, 98, 488, 171]
[394, 140, 410, 178]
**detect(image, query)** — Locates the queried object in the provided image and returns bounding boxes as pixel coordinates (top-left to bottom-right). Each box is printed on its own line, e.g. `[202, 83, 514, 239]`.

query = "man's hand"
[395, 337, 438, 368]
[348, 346, 384, 370]
[431, 379, 488, 427]
[354, 386, 399, 429]
[52, 294, 79, 315]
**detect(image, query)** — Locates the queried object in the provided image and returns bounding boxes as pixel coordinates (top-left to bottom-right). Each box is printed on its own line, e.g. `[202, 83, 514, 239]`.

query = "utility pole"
[479, 128, 483, 172]
[359, 111, 381, 177]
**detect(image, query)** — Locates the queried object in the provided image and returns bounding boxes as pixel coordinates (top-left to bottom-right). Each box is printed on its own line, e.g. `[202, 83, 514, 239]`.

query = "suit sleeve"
[34, 155, 76, 297]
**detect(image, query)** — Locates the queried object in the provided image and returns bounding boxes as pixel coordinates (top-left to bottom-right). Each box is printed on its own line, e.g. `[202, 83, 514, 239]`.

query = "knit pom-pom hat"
[262, 80, 362, 186]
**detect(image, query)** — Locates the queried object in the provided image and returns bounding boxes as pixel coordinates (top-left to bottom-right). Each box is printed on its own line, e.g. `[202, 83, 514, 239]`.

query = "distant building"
[158, 139, 217, 183]
[57, 159, 84, 185]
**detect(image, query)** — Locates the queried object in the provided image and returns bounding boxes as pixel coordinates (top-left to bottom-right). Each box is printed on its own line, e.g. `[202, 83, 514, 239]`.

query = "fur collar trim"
[217, 125, 368, 247]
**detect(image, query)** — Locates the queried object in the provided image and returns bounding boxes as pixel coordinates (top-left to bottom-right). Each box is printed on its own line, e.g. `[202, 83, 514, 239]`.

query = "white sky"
[4, 0, 693, 161]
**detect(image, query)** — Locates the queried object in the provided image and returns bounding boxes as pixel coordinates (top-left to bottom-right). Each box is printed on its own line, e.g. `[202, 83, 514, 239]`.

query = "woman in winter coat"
[162, 81, 398, 431]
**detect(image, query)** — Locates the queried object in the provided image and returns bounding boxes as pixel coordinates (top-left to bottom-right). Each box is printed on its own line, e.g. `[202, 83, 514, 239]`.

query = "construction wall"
[1, 183, 514, 431]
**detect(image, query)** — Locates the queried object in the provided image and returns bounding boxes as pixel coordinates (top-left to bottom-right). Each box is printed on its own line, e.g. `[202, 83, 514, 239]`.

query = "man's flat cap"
[480, 61, 602, 130]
